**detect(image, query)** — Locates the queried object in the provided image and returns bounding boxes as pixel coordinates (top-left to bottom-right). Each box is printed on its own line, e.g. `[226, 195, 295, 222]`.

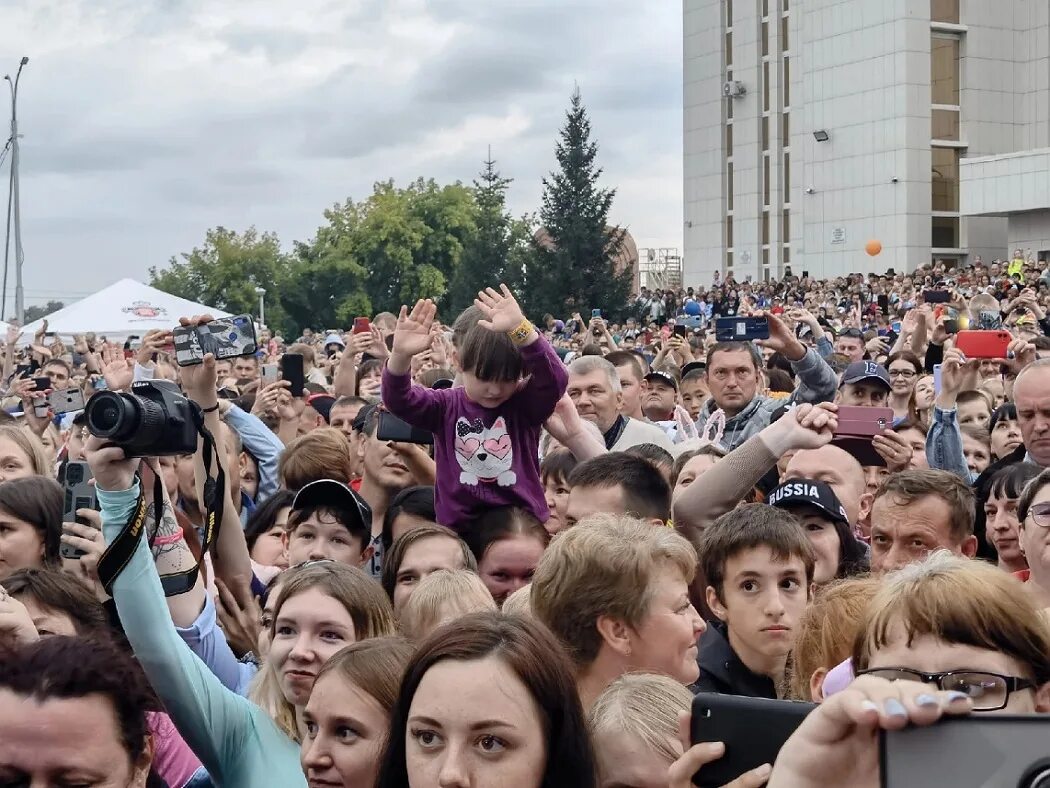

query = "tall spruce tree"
[447, 152, 527, 316]
[525, 88, 632, 318]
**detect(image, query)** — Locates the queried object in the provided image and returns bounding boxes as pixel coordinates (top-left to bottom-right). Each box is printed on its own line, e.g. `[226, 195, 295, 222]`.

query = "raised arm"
[673, 403, 839, 544]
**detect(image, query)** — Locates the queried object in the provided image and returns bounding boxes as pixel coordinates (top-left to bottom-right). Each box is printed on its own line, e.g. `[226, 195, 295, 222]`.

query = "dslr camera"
[85, 379, 200, 458]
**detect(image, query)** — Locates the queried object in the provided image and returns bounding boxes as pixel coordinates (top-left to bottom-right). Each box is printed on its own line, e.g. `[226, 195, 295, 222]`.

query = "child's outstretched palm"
[475, 285, 525, 333]
[393, 299, 437, 357]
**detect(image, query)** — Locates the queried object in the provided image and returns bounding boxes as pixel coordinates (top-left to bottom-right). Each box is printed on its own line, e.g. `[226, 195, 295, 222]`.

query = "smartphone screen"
[282, 354, 304, 397]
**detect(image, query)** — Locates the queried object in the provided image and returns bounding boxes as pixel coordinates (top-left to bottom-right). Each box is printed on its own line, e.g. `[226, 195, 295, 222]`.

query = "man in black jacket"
[694, 503, 815, 698]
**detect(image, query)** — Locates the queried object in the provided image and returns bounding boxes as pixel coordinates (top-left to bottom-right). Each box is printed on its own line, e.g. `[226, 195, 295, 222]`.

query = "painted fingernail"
[915, 694, 939, 708]
[860, 700, 880, 714]
[884, 698, 908, 718]
[945, 691, 970, 704]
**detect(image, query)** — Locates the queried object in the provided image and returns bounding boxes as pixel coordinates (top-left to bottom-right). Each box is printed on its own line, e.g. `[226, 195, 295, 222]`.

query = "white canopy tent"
[20, 279, 230, 343]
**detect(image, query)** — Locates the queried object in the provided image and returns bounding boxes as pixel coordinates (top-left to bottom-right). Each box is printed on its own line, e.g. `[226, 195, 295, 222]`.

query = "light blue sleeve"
[175, 592, 259, 697]
[99, 483, 262, 784]
[815, 335, 835, 359]
[225, 404, 284, 503]
[926, 406, 974, 482]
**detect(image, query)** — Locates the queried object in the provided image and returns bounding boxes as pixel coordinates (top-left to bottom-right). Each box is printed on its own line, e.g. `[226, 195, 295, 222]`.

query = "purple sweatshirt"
[382, 335, 568, 530]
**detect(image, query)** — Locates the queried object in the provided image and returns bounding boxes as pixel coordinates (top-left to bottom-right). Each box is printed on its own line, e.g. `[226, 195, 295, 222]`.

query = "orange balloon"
[865, 239, 882, 256]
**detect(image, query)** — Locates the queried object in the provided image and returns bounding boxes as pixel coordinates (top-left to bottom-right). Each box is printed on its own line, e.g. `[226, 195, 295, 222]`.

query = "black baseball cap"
[840, 361, 891, 390]
[291, 479, 371, 531]
[767, 479, 848, 525]
[681, 361, 706, 378]
[644, 370, 678, 391]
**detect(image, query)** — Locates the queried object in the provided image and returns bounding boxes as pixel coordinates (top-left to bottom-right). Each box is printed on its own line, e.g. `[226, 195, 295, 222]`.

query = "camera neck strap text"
[97, 412, 226, 598]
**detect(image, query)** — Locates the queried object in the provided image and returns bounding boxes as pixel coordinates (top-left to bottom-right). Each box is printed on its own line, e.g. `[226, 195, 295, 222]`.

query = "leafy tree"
[524, 88, 632, 318]
[23, 300, 64, 323]
[446, 153, 531, 316]
[149, 227, 295, 333]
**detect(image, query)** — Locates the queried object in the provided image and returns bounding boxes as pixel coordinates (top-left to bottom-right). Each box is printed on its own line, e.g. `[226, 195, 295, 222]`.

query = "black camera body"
[85, 379, 200, 458]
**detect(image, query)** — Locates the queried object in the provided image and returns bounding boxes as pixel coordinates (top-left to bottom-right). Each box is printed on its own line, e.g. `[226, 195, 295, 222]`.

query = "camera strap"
[97, 413, 226, 598]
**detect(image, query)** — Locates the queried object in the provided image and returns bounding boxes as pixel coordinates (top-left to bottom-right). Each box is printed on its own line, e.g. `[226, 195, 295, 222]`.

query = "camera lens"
[85, 391, 139, 441]
[1020, 760, 1050, 788]
[65, 464, 83, 483]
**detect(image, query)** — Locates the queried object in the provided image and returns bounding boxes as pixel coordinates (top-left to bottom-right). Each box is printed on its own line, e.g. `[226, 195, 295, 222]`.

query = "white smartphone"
[261, 363, 279, 386]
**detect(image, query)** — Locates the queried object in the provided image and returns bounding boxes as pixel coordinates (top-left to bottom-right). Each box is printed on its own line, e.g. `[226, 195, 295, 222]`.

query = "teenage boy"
[696, 503, 815, 698]
[283, 478, 374, 569]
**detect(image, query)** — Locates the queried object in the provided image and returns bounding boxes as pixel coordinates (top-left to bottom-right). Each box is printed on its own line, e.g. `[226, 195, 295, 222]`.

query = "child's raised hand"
[391, 300, 437, 359]
[475, 284, 525, 333]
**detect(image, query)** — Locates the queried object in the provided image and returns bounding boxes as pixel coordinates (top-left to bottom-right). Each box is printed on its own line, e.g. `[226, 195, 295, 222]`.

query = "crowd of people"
[1, 251, 1049, 787]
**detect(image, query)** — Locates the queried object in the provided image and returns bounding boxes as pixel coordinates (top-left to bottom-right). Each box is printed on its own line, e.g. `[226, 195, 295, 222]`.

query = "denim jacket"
[926, 406, 974, 483]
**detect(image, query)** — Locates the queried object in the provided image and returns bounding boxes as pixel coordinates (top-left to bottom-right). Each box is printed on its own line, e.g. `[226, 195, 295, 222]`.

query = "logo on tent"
[122, 301, 168, 319]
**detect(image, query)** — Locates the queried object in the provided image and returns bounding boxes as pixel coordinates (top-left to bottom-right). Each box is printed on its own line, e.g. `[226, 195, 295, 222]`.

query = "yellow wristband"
[507, 319, 534, 345]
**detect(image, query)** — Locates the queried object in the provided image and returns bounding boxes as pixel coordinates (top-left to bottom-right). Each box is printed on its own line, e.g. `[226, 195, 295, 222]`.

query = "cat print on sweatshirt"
[454, 416, 516, 487]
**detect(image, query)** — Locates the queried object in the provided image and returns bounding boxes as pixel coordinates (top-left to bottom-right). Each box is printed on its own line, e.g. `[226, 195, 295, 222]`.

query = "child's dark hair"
[381, 486, 437, 551]
[245, 490, 296, 553]
[540, 449, 578, 485]
[459, 323, 523, 383]
[699, 503, 815, 604]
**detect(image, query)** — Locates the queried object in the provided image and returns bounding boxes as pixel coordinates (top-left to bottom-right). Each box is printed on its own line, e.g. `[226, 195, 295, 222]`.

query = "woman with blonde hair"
[300, 637, 414, 788]
[0, 423, 51, 480]
[787, 576, 879, 701]
[501, 582, 533, 617]
[531, 513, 705, 710]
[397, 569, 497, 641]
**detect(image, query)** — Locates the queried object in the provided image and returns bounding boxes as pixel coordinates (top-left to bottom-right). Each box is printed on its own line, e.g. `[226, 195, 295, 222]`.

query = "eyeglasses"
[888, 369, 917, 378]
[857, 668, 1035, 711]
[1026, 502, 1050, 528]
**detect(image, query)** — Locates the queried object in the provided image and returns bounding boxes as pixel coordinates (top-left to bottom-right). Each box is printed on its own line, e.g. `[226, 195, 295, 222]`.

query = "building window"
[726, 122, 734, 150]
[762, 20, 769, 56]
[782, 209, 790, 241]
[931, 147, 960, 212]
[763, 155, 771, 206]
[931, 35, 960, 106]
[782, 57, 790, 108]
[762, 210, 770, 245]
[726, 0, 733, 26]
[762, 115, 769, 151]
[782, 0, 788, 12]
[781, 14, 789, 52]
[726, 251, 734, 271]
[782, 110, 790, 143]
[932, 109, 959, 140]
[762, 0, 769, 18]
[727, 161, 735, 211]
[726, 217, 734, 249]
[930, 0, 958, 24]
[763, 61, 771, 111]
[783, 152, 791, 203]
[762, 247, 770, 267]
[726, 31, 733, 66]
[932, 217, 959, 248]
[782, 245, 791, 264]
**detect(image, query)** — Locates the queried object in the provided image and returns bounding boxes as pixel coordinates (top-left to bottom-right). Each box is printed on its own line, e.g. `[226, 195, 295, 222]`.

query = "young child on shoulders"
[382, 285, 568, 530]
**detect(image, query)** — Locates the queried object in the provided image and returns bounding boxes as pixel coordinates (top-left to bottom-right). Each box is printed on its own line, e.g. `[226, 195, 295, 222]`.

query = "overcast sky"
[0, 0, 682, 314]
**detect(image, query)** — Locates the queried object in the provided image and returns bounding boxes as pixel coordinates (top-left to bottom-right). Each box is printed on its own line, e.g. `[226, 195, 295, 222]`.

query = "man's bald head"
[783, 444, 867, 525]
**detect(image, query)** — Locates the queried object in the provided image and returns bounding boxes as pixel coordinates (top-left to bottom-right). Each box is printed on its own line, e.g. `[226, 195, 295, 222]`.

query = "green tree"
[525, 88, 632, 318]
[446, 153, 531, 316]
[149, 226, 295, 333]
[23, 300, 64, 323]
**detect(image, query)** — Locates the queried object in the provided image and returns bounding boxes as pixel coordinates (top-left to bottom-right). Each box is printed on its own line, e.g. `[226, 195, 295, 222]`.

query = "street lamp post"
[3, 57, 28, 326]
[255, 286, 266, 327]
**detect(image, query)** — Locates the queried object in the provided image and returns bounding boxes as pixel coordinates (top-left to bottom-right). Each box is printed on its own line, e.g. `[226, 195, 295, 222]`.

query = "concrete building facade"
[684, 0, 1050, 285]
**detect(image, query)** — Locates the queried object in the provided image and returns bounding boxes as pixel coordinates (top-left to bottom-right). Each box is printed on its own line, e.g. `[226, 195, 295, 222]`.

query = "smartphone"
[674, 324, 688, 338]
[353, 317, 371, 335]
[172, 315, 258, 367]
[715, 316, 770, 342]
[955, 330, 1012, 359]
[832, 406, 894, 467]
[881, 715, 1050, 787]
[281, 353, 304, 397]
[15, 361, 37, 377]
[690, 694, 814, 787]
[877, 294, 890, 313]
[376, 411, 434, 446]
[591, 308, 602, 319]
[943, 318, 959, 334]
[261, 363, 279, 386]
[933, 363, 943, 396]
[48, 388, 86, 415]
[32, 376, 51, 392]
[58, 460, 98, 560]
[923, 289, 951, 303]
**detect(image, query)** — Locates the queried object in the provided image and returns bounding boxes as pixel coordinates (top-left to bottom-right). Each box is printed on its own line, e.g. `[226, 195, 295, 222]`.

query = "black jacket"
[693, 620, 778, 699]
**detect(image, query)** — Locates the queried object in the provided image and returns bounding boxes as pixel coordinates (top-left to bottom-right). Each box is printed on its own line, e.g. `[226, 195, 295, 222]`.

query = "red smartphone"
[353, 317, 371, 335]
[834, 406, 893, 438]
[955, 330, 1011, 359]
